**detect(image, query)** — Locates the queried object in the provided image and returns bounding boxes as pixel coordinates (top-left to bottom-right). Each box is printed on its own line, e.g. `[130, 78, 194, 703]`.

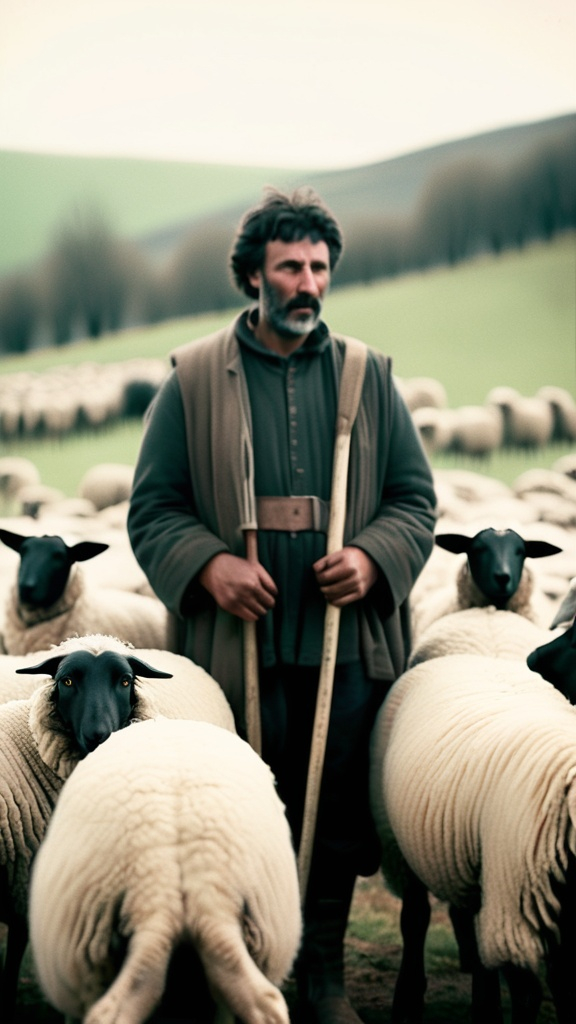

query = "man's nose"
[297, 265, 319, 294]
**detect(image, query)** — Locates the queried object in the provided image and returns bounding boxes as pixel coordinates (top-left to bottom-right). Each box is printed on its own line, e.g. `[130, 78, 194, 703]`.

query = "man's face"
[249, 237, 331, 339]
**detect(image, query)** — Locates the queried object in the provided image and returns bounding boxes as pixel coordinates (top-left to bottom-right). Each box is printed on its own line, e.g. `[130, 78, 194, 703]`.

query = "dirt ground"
[3, 873, 559, 1023]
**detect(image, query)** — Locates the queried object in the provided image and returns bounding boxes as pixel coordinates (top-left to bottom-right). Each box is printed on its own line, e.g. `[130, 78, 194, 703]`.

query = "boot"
[294, 884, 364, 1024]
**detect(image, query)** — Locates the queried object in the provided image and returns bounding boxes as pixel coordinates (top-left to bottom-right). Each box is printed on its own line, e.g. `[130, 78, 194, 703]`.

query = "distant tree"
[334, 214, 408, 286]
[163, 220, 240, 318]
[412, 158, 492, 267]
[0, 270, 39, 354]
[43, 204, 150, 341]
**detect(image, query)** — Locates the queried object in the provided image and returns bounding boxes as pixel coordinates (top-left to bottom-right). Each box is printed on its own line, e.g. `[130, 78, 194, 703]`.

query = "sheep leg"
[83, 927, 172, 1024]
[0, 914, 28, 1021]
[448, 903, 476, 972]
[197, 917, 290, 1024]
[391, 871, 430, 1024]
[546, 856, 576, 1024]
[470, 962, 502, 1024]
[501, 963, 542, 1024]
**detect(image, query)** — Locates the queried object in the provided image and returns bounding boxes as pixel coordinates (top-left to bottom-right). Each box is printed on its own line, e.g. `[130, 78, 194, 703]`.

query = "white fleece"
[370, 654, 576, 973]
[408, 607, 564, 668]
[29, 717, 301, 1024]
[1, 565, 177, 655]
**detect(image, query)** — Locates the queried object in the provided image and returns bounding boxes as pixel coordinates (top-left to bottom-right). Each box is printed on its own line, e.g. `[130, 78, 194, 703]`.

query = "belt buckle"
[309, 495, 327, 532]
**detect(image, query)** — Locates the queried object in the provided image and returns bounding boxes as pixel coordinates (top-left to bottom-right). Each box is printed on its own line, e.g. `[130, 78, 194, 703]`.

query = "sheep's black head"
[0, 528, 109, 610]
[527, 620, 576, 704]
[435, 528, 562, 609]
[17, 649, 173, 756]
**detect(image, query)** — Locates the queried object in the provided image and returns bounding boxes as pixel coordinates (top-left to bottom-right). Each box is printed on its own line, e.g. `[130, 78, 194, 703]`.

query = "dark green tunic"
[127, 312, 437, 727]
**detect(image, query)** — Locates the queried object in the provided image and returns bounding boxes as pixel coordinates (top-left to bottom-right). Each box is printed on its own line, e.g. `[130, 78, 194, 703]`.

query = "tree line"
[1, 133, 574, 355]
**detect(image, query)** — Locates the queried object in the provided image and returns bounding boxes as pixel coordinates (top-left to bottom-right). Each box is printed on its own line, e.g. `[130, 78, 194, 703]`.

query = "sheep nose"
[81, 730, 111, 755]
[19, 582, 38, 605]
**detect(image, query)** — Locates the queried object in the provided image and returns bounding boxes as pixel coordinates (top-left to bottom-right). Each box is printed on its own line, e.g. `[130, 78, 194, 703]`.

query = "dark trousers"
[259, 661, 386, 899]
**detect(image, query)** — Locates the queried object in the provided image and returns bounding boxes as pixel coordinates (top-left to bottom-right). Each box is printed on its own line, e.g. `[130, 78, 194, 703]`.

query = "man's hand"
[313, 546, 379, 607]
[199, 553, 277, 621]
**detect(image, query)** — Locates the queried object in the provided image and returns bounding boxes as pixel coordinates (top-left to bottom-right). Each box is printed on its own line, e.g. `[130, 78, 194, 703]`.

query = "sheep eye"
[121, 676, 132, 687]
[61, 677, 73, 688]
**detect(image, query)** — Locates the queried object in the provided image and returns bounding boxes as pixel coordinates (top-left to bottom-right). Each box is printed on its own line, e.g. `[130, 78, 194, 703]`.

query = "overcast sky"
[1, 0, 574, 170]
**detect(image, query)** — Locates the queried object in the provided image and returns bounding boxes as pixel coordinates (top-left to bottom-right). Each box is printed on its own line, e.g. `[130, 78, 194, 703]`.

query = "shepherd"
[127, 186, 437, 1024]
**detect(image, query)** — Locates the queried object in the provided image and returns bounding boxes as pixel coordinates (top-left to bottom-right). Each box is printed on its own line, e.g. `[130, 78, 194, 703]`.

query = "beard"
[261, 277, 322, 338]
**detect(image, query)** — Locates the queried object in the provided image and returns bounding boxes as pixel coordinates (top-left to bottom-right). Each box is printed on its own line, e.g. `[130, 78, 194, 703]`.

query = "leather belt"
[256, 496, 330, 532]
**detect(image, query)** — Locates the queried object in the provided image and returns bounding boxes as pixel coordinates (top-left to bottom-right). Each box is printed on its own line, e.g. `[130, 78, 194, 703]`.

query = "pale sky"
[0, 0, 575, 170]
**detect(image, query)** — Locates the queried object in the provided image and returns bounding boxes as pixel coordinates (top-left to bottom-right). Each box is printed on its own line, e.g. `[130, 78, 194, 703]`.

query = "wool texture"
[370, 654, 576, 973]
[2, 565, 176, 655]
[29, 717, 301, 1024]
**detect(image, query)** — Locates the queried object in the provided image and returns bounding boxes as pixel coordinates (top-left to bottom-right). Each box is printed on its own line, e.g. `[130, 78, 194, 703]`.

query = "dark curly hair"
[229, 186, 344, 299]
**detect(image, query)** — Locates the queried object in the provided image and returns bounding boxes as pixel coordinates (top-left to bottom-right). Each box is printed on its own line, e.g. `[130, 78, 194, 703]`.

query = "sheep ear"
[435, 533, 472, 554]
[524, 541, 563, 559]
[126, 656, 173, 679]
[15, 654, 65, 677]
[0, 528, 27, 553]
[68, 541, 110, 563]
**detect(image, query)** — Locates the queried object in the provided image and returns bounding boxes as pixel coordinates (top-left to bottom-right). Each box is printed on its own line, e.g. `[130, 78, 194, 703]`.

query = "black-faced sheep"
[1, 633, 235, 1020]
[0, 649, 172, 1022]
[527, 618, 576, 704]
[28, 717, 301, 1024]
[0, 528, 176, 653]
[370, 654, 576, 1024]
[411, 527, 562, 640]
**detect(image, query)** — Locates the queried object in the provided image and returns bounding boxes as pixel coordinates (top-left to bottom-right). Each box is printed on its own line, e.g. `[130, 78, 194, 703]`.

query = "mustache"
[286, 295, 321, 314]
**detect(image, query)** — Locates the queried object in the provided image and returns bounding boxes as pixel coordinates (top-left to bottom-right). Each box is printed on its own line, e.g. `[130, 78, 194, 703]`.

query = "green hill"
[0, 153, 304, 275]
[2, 112, 574, 277]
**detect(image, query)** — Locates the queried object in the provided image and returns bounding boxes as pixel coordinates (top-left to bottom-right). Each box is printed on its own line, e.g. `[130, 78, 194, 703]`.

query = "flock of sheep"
[1, 359, 576, 462]
[0, 383, 575, 1022]
[0, 358, 167, 443]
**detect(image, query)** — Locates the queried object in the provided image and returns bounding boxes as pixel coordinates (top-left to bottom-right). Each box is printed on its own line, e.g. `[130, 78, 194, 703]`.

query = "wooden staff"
[297, 338, 367, 905]
[243, 528, 261, 756]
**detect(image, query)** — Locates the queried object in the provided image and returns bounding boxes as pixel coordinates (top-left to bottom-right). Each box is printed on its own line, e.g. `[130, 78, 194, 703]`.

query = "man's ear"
[248, 268, 261, 293]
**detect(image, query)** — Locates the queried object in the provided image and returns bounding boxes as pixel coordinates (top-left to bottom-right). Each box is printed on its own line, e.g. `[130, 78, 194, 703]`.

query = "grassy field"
[1, 234, 574, 499]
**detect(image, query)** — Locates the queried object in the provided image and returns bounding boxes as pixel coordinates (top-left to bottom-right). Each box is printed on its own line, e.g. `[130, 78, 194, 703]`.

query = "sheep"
[537, 385, 576, 442]
[553, 452, 576, 481]
[0, 633, 235, 1020]
[527, 619, 576, 704]
[369, 653, 576, 1024]
[512, 468, 576, 529]
[0, 528, 177, 654]
[486, 385, 554, 448]
[395, 375, 447, 412]
[410, 527, 562, 641]
[0, 457, 40, 514]
[78, 462, 134, 511]
[448, 403, 504, 457]
[0, 648, 173, 1021]
[411, 406, 456, 455]
[14, 483, 66, 519]
[16, 632, 237, 741]
[408, 606, 564, 668]
[28, 716, 301, 1024]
